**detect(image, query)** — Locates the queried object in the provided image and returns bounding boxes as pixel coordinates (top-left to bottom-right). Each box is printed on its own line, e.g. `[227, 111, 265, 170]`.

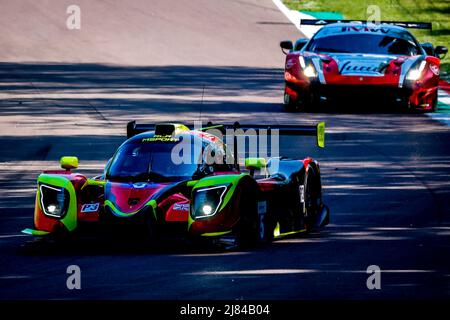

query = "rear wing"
[300, 19, 432, 30]
[127, 121, 192, 138]
[128, 121, 164, 138]
[127, 121, 325, 148]
[221, 122, 325, 148]
[127, 121, 325, 171]
[207, 122, 325, 171]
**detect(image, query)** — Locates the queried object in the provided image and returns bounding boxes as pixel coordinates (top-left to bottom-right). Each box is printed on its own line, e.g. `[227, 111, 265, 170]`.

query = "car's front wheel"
[143, 210, 159, 245]
[234, 185, 272, 246]
[283, 91, 298, 112]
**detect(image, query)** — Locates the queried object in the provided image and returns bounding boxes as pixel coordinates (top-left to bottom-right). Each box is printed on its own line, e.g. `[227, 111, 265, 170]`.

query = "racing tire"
[428, 94, 438, 113]
[302, 165, 321, 232]
[234, 183, 272, 247]
[299, 92, 320, 113]
[143, 211, 160, 245]
[283, 92, 298, 112]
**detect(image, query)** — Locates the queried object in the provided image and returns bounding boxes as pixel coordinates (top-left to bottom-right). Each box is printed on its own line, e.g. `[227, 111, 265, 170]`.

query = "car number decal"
[81, 203, 100, 213]
[299, 185, 305, 203]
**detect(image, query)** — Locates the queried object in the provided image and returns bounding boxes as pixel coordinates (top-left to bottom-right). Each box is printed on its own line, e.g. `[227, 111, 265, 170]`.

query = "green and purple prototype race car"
[23, 121, 329, 246]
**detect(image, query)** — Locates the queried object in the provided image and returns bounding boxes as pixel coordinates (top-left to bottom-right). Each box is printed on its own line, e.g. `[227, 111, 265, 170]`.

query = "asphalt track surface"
[0, 0, 450, 300]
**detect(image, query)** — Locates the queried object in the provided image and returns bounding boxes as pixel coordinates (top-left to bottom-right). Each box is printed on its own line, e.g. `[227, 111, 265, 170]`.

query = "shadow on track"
[17, 228, 321, 257]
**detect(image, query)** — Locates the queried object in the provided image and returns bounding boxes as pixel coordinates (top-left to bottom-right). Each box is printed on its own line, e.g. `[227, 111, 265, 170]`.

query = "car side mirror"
[245, 157, 267, 176]
[60, 156, 78, 171]
[294, 38, 308, 51]
[280, 40, 293, 54]
[421, 42, 434, 56]
[435, 46, 448, 59]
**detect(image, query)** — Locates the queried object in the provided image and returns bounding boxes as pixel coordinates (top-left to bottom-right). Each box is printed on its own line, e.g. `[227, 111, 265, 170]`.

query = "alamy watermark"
[366, 5, 381, 24]
[366, 265, 381, 290]
[169, 121, 280, 171]
[66, 265, 81, 290]
[66, 5, 81, 30]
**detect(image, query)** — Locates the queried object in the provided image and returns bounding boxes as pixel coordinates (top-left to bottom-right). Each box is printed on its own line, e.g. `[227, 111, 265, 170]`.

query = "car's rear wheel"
[302, 166, 321, 232]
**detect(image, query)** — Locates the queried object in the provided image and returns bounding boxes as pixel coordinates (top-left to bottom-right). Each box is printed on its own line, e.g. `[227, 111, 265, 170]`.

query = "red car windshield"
[306, 33, 421, 56]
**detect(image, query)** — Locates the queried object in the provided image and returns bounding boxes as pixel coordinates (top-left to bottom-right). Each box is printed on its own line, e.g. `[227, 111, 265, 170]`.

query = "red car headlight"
[406, 60, 427, 81]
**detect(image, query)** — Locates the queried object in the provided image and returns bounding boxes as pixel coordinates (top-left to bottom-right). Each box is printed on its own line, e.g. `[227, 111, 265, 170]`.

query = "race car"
[280, 19, 448, 112]
[22, 121, 329, 247]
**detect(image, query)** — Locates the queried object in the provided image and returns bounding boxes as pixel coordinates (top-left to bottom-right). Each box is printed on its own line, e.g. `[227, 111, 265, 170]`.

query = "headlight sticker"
[40, 184, 68, 218]
[429, 64, 439, 76]
[194, 185, 228, 219]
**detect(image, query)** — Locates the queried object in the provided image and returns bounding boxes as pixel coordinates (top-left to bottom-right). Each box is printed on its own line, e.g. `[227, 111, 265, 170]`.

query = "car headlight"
[299, 55, 306, 68]
[406, 60, 427, 81]
[303, 65, 317, 78]
[192, 185, 228, 219]
[299, 55, 317, 78]
[40, 184, 69, 218]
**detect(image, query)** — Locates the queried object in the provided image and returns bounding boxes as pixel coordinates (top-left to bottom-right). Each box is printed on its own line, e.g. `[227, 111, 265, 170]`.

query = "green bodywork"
[36, 174, 78, 232]
[317, 122, 325, 148]
[84, 179, 106, 188]
[273, 222, 306, 238]
[188, 173, 248, 232]
[192, 173, 248, 211]
[60, 156, 78, 170]
[245, 157, 267, 170]
[104, 199, 157, 220]
[201, 231, 233, 237]
[22, 228, 50, 236]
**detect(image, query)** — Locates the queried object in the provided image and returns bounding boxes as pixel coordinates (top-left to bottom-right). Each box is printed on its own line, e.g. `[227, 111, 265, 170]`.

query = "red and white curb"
[428, 89, 450, 126]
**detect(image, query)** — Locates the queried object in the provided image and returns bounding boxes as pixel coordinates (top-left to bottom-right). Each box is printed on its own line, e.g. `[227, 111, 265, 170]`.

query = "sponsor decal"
[341, 26, 390, 33]
[142, 135, 179, 143]
[258, 201, 267, 240]
[258, 201, 267, 215]
[173, 203, 190, 211]
[339, 60, 385, 74]
[299, 185, 305, 203]
[286, 58, 296, 69]
[81, 203, 99, 213]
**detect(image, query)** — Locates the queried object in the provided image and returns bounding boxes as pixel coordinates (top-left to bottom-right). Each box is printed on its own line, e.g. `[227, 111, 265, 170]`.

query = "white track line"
[271, 0, 317, 38]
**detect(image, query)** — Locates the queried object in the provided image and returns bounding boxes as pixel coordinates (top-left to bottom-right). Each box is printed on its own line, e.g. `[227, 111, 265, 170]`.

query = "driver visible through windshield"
[106, 140, 201, 182]
[305, 27, 421, 56]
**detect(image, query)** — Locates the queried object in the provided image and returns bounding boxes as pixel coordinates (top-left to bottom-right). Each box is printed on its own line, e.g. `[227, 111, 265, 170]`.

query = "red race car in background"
[280, 20, 448, 112]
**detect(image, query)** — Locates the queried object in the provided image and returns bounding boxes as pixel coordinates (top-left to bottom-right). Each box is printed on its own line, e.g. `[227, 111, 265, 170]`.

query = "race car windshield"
[106, 139, 201, 182]
[306, 33, 420, 56]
